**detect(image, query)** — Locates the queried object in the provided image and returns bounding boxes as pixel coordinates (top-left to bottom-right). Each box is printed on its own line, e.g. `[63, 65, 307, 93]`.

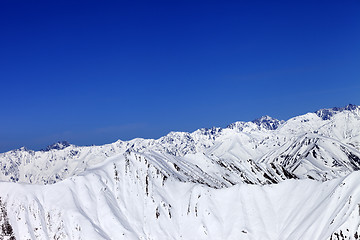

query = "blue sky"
[1, 1, 359, 152]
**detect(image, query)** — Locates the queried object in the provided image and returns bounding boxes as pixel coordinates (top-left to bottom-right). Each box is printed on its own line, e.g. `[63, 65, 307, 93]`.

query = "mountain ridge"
[1, 104, 359, 185]
[6, 104, 358, 154]
[1, 104, 360, 239]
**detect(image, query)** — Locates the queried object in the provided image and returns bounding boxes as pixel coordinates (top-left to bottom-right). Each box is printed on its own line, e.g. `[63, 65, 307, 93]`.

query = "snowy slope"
[1, 152, 360, 240]
[1, 104, 360, 239]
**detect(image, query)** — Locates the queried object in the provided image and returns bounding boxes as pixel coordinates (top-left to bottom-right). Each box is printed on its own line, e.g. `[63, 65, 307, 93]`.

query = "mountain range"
[1, 104, 360, 239]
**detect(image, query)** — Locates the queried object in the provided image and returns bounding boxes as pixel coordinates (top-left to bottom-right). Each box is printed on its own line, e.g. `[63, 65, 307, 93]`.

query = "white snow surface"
[1, 105, 360, 239]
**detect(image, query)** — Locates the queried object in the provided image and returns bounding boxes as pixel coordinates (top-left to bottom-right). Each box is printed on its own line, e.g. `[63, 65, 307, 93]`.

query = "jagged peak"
[315, 104, 359, 120]
[195, 126, 222, 135]
[42, 141, 71, 151]
[252, 115, 284, 130]
[227, 115, 283, 131]
[16, 146, 29, 152]
[226, 121, 246, 130]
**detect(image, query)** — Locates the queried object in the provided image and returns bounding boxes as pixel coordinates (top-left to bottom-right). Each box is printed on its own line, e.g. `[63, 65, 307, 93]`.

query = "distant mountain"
[42, 141, 71, 151]
[315, 103, 358, 120]
[252, 115, 284, 130]
[0, 104, 360, 239]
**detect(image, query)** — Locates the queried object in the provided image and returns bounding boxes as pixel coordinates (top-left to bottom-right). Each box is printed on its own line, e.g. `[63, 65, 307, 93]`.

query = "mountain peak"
[252, 115, 283, 130]
[43, 141, 71, 151]
[315, 104, 358, 120]
[17, 146, 29, 152]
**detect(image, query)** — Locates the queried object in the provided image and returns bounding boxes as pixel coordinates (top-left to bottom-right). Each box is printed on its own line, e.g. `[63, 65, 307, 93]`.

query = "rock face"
[42, 141, 71, 151]
[1, 104, 360, 239]
[315, 103, 358, 120]
[251, 115, 284, 130]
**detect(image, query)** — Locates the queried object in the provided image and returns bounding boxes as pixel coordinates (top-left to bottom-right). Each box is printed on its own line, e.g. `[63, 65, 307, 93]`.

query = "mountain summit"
[251, 115, 284, 130]
[42, 141, 71, 151]
[315, 103, 359, 120]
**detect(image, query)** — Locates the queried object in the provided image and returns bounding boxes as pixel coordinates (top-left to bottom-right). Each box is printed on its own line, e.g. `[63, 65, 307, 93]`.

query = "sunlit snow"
[1, 105, 360, 239]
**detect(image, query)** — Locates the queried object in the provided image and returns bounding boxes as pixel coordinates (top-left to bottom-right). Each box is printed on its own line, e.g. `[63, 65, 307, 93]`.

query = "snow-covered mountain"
[1, 104, 360, 239]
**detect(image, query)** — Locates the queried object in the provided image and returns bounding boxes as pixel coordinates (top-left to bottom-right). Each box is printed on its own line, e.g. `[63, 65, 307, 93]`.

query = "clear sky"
[1, 0, 359, 152]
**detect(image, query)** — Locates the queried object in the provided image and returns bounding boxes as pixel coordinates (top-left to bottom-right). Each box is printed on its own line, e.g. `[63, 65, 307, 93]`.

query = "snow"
[2, 166, 360, 239]
[1, 104, 360, 239]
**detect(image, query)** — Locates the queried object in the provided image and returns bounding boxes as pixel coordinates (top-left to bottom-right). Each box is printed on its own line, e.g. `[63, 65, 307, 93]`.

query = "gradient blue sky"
[1, 0, 359, 152]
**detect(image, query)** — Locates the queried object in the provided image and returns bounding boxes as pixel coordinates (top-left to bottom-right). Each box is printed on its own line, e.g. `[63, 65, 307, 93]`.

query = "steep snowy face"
[259, 134, 360, 181]
[1, 152, 360, 240]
